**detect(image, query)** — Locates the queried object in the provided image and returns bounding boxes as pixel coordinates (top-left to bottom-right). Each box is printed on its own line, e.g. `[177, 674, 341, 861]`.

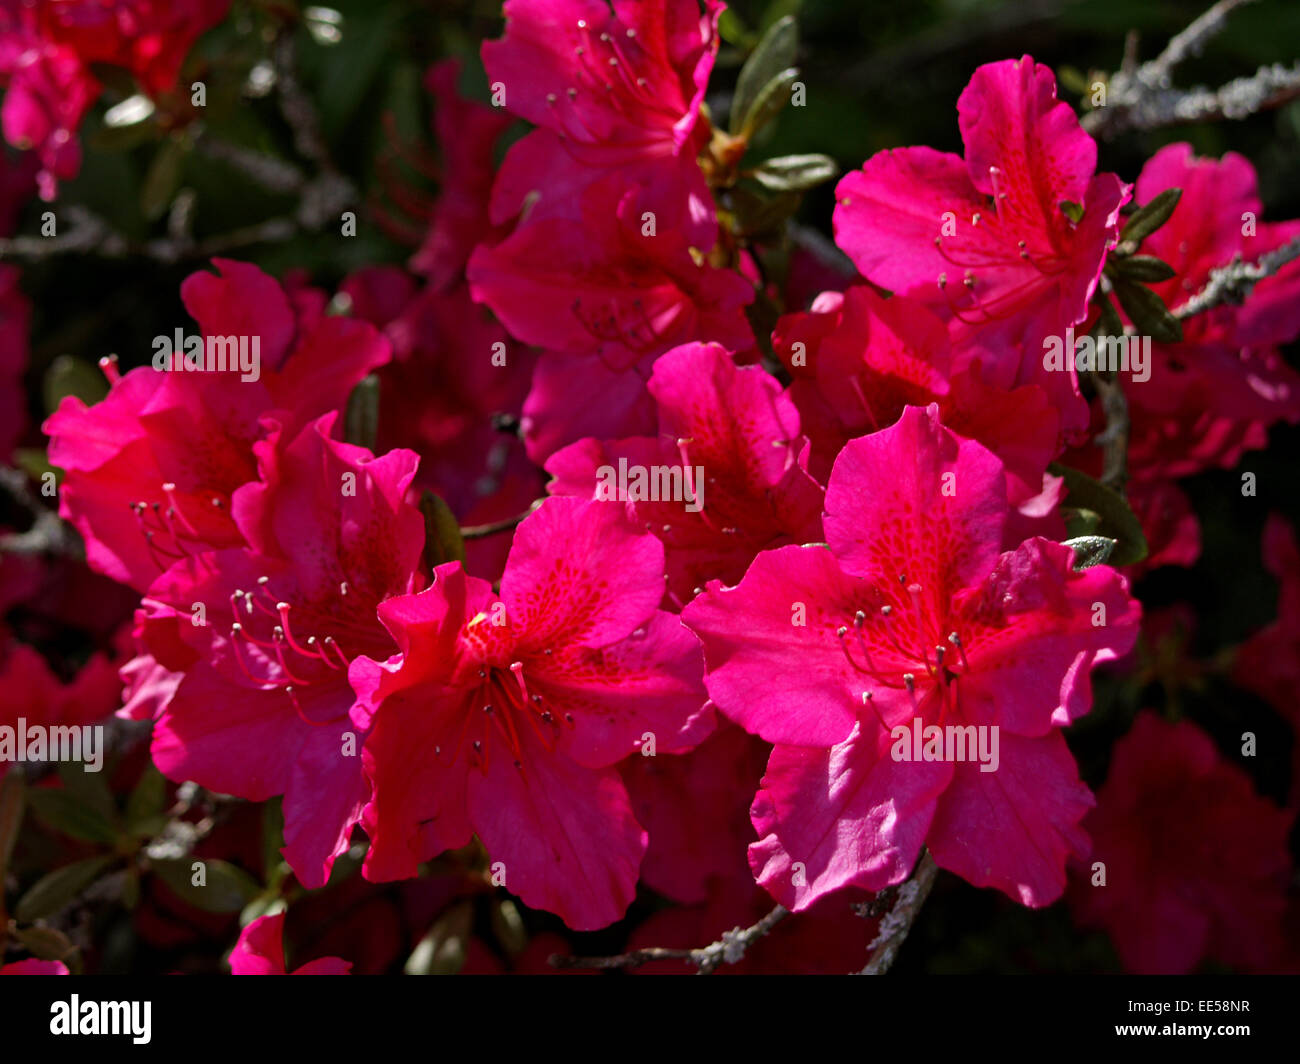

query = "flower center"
[835, 576, 973, 728]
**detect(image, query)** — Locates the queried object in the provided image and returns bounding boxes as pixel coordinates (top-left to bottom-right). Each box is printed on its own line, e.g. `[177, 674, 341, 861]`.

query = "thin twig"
[0, 467, 80, 557]
[1082, 0, 1300, 137]
[551, 904, 789, 974]
[1174, 233, 1300, 319]
[1153, 0, 1255, 74]
[460, 499, 545, 539]
[1093, 372, 1130, 492]
[859, 851, 938, 975]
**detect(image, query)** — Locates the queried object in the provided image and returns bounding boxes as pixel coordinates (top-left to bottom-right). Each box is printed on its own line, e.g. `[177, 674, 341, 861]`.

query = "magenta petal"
[293, 957, 353, 976]
[953, 537, 1141, 732]
[229, 913, 287, 975]
[957, 56, 1095, 216]
[683, 545, 864, 748]
[0, 959, 70, 975]
[522, 349, 658, 463]
[152, 665, 300, 803]
[748, 724, 950, 910]
[180, 259, 296, 373]
[281, 720, 371, 890]
[824, 404, 1006, 587]
[541, 609, 711, 767]
[501, 497, 666, 649]
[833, 145, 975, 296]
[467, 735, 646, 931]
[357, 681, 476, 883]
[927, 729, 1093, 907]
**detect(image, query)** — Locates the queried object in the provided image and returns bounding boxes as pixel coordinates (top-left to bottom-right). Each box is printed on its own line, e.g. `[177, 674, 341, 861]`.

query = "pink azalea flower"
[546, 341, 823, 604]
[408, 58, 513, 288]
[772, 286, 1064, 543]
[34, 0, 230, 97]
[833, 56, 1129, 434]
[1235, 515, 1300, 736]
[0, 1, 228, 198]
[683, 405, 1140, 910]
[143, 414, 424, 888]
[1068, 712, 1292, 974]
[481, 0, 721, 172]
[478, 0, 722, 252]
[1120, 143, 1300, 469]
[44, 259, 390, 591]
[353, 496, 711, 930]
[0, 4, 97, 199]
[0, 637, 122, 778]
[339, 269, 541, 580]
[470, 175, 753, 461]
[622, 720, 770, 905]
[230, 912, 351, 975]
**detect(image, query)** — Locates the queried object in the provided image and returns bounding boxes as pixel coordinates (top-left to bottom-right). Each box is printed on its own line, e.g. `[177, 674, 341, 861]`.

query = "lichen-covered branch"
[859, 851, 938, 975]
[1082, 0, 1300, 137]
[1174, 233, 1300, 319]
[551, 904, 789, 974]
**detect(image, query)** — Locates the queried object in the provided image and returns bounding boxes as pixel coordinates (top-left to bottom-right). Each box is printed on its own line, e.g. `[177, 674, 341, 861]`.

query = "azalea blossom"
[545, 341, 824, 602]
[0, 0, 228, 198]
[772, 285, 1064, 544]
[45, 259, 389, 591]
[1068, 712, 1292, 974]
[683, 405, 1140, 909]
[353, 496, 710, 929]
[141, 414, 424, 888]
[833, 56, 1129, 433]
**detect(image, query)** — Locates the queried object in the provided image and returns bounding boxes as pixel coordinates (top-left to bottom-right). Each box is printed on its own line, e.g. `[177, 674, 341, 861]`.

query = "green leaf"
[10, 924, 77, 962]
[1063, 535, 1118, 569]
[717, 7, 752, 47]
[1057, 65, 1089, 96]
[57, 760, 119, 827]
[1112, 279, 1183, 344]
[1059, 200, 1084, 224]
[140, 138, 185, 222]
[405, 900, 473, 975]
[1119, 188, 1182, 246]
[12, 448, 57, 483]
[151, 858, 262, 913]
[1115, 255, 1177, 283]
[43, 355, 109, 416]
[1050, 464, 1149, 567]
[420, 490, 466, 568]
[319, 8, 402, 142]
[27, 787, 119, 845]
[344, 373, 380, 451]
[1090, 293, 1124, 339]
[125, 765, 167, 836]
[15, 856, 116, 922]
[738, 66, 799, 141]
[727, 184, 802, 239]
[261, 796, 285, 880]
[0, 771, 26, 882]
[759, 0, 804, 33]
[731, 15, 798, 135]
[751, 153, 838, 192]
[490, 898, 528, 957]
[1064, 507, 1102, 538]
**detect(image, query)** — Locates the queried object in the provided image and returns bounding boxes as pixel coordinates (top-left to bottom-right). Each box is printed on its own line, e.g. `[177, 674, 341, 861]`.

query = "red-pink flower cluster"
[18, 0, 1299, 974]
